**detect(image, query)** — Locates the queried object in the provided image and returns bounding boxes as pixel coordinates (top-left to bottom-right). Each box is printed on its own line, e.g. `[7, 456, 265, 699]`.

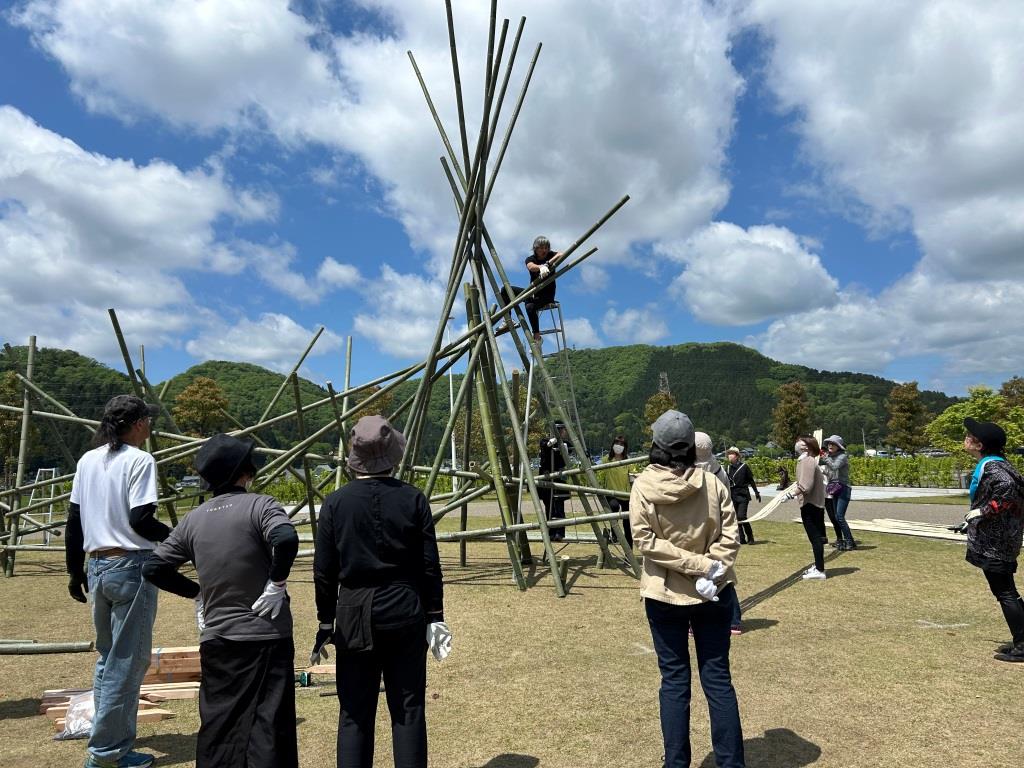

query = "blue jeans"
[88, 552, 158, 763]
[833, 484, 853, 544]
[645, 589, 745, 768]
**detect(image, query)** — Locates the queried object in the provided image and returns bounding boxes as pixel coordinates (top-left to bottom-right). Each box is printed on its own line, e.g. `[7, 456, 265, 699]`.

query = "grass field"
[1, 520, 1022, 768]
[861, 493, 970, 505]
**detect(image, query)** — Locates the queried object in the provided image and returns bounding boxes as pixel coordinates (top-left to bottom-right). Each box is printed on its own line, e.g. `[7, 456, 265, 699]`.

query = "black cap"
[964, 417, 1006, 453]
[103, 395, 159, 428]
[195, 433, 262, 491]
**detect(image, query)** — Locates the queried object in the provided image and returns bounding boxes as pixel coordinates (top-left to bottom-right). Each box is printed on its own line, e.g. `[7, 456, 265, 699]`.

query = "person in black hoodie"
[311, 415, 447, 768]
[958, 418, 1024, 662]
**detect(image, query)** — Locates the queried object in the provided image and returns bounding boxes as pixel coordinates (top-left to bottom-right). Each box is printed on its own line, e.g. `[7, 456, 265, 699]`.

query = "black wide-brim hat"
[195, 433, 262, 491]
[964, 417, 1006, 453]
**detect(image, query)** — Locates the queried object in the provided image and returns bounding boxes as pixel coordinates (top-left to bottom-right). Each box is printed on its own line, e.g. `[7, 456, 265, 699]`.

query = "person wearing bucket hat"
[959, 418, 1024, 662]
[65, 394, 163, 768]
[820, 435, 855, 551]
[313, 415, 446, 768]
[143, 434, 300, 767]
[630, 410, 744, 768]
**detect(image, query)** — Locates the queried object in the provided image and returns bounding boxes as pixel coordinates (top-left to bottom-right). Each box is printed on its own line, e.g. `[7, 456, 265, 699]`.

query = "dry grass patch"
[1, 522, 1022, 767]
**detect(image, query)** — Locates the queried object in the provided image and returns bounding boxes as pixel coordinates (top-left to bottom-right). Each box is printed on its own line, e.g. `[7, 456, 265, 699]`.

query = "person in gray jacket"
[820, 435, 855, 550]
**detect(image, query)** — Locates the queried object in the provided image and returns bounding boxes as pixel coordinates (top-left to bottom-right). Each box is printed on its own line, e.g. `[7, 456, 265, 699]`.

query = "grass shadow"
[472, 754, 540, 768]
[0, 697, 40, 719]
[698, 727, 821, 767]
[737, 617, 778, 634]
[134, 732, 196, 767]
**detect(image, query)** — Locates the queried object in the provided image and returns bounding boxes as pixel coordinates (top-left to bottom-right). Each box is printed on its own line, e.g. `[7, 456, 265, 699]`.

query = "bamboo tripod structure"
[0, 2, 639, 595]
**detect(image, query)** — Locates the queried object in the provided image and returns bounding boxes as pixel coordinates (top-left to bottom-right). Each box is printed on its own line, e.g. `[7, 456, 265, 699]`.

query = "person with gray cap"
[65, 394, 163, 768]
[820, 435, 855, 550]
[312, 415, 447, 768]
[523, 235, 564, 342]
[957, 418, 1024, 662]
[143, 433, 300, 768]
[629, 410, 744, 768]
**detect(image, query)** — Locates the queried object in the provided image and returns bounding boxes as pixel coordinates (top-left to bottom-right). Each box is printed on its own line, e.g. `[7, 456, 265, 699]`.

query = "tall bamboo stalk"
[4, 336, 34, 576]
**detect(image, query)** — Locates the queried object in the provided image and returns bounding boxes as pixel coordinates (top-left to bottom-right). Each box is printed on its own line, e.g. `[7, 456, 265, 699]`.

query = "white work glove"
[707, 561, 727, 583]
[426, 621, 452, 661]
[782, 492, 794, 502]
[194, 596, 206, 633]
[695, 577, 720, 602]
[251, 580, 288, 620]
[546, 437, 559, 448]
[538, 264, 551, 279]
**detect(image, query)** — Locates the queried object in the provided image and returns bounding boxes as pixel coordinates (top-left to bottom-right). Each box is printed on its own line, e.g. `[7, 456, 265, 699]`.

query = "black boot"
[994, 642, 1024, 662]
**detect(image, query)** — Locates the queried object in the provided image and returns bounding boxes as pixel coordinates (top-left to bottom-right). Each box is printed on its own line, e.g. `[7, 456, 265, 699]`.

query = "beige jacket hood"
[629, 464, 740, 606]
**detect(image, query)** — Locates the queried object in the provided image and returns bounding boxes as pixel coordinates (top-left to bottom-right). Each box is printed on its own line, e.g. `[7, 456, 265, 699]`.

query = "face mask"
[794, 441, 807, 455]
[612, 444, 624, 456]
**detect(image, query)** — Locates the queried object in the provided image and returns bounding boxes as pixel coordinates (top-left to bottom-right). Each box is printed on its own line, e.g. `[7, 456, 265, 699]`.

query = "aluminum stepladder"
[20, 467, 59, 544]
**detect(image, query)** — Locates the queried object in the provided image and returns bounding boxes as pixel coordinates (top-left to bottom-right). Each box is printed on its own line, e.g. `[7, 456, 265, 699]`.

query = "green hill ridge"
[1, 342, 958, 474]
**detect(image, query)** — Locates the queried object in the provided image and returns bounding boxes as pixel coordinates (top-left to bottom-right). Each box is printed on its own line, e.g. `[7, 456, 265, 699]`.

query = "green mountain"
[1, 342, 958, 475]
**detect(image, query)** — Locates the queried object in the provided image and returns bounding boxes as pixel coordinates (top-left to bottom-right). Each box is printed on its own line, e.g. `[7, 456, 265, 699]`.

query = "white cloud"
[577, 265, 610, 294]
[352, 265, 448, 358]
[744, 0, 1024, 280]
[185, 313, 342, 373]
[317, 258, 361, 290]
[660, 222, 838, 325]
[563, 318, 602, 349]
[601, 307, 668, 345]
[12, 0, 743, 267]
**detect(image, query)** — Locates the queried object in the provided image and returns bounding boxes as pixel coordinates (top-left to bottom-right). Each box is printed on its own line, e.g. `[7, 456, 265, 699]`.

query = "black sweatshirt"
[314, 476, 444, 628]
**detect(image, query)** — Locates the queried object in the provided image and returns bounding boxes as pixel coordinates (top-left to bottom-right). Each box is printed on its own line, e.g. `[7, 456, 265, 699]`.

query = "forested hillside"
[1, 342, 958, 475]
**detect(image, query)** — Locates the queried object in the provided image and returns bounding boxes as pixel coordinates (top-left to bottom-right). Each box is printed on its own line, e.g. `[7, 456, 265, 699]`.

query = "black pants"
[824, 497, 840, 540]
[983, 568, 1024, 644]
[197, 636, 298, 768]
[336, 620, 428, 768]
[542, 488, 566, 541]
[499, 283, 556, 335]
[800, 504, 826, 572]
[732, 498, 753, 544]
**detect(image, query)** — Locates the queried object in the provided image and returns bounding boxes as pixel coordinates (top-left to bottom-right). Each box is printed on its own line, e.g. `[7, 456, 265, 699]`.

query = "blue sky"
[2, 0, 1022, 399]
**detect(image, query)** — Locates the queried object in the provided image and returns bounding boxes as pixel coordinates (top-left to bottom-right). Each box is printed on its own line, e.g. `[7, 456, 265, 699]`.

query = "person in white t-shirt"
[66, 394, 165, 768]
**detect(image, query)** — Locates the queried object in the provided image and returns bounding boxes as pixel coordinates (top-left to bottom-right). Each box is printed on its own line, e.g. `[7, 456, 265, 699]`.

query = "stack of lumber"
[41, 685, 196, 732]
[39, 646, 202, 733]
[143, 645, 201, 684]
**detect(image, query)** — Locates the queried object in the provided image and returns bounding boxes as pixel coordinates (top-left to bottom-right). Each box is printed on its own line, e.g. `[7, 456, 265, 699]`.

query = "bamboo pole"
[333, 336, 353, 491]
[258, 326, 325, 424]
[465, 284, 527, 591]
[108, 309, 179, 527]
[444, 0, 472, 182]
[290, 374, 318, 540]
[136, 369, 183, 437]
[0, 641, 93, 654]
[13, 375, 94, 437]
[5, 336, 35, 576]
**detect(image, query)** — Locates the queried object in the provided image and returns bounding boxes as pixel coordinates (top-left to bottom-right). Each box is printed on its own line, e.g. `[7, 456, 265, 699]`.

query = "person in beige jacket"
[630, 410, 745, 768]
[790, 435, 827, 580]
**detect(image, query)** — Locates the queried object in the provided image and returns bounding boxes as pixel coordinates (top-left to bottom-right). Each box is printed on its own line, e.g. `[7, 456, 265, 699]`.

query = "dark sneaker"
[997, 641, 1014, 654]
[994, 643, 1024, 663]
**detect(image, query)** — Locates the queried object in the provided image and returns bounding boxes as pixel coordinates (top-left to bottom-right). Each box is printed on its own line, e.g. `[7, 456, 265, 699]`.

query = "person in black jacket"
[725, 447, 761, 545]
[312, 415, 447, 768]
[538, 421, 570, 542]
[958, 418, 1024, 662]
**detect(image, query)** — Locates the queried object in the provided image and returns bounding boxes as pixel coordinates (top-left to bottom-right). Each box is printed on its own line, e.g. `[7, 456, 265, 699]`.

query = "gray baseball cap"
[652, 410, 695, 452]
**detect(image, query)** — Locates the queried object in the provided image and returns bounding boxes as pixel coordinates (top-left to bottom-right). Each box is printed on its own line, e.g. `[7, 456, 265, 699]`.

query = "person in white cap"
[630, 410, 744, 768]
[312, 415, 448, 768]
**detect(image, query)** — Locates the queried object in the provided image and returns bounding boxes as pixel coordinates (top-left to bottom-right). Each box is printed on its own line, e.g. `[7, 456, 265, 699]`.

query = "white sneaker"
[802, 567, 826, 580]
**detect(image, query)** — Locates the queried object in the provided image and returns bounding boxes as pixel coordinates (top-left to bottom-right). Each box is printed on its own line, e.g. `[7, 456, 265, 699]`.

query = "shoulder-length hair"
[607, 435, 628, 462]
[800, 436, 820, 457]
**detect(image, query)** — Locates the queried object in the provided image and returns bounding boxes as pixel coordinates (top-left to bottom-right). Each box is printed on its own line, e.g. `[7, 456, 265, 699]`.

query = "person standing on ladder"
[539, 421, 570, 542]
[523, 235, 564, 343]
